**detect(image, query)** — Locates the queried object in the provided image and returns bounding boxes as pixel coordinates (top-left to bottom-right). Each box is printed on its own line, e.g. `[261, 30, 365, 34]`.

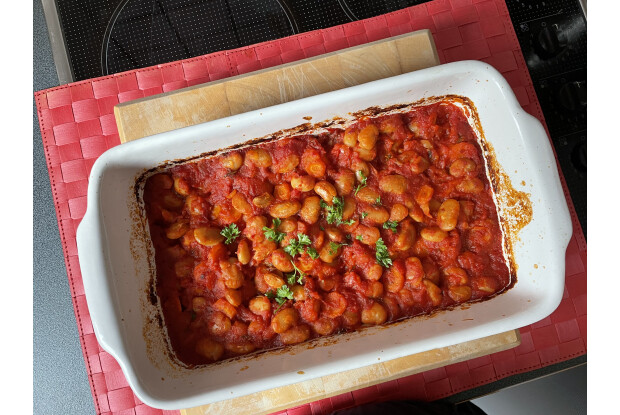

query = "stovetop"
[54, 0, 433, 81]
[47, 0, 586, 236]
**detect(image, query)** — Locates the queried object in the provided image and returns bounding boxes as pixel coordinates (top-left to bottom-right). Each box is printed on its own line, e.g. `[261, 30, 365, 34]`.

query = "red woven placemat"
[35, 1, 586, 414]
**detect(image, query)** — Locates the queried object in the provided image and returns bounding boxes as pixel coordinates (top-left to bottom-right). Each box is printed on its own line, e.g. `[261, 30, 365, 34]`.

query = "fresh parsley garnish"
[298, 233, 312, 245]
[276, 285, 294, 303]
[383, 221, 398, 233]
[361, 212, 368, 219]
[266, 284, 295, 312]
[356, 235, 364, 241]
[286, 274, 297, 285]
[306, 246, 319, 259]
[354, 170, 368, 195]
[220, 223, 240, 244]
[284, 233, 312, 256]
[328, 242, 340, 255]
[263, 218, 285, 243]
[375, 238, 392, 268]
[328, 241, 348, 255]
[375, 196, 382, 205]
[323, 196, 355, 226]
[276, 284, 294, 299]
[286, 261, 306, 285]
[324, 197, 341, 224]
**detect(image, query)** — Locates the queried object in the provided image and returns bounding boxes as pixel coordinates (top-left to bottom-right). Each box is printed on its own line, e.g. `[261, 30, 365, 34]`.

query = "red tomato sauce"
[142, 101, 510, 366]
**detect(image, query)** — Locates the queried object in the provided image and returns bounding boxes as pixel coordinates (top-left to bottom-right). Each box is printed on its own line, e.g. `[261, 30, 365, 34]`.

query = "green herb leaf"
[220, 223, 241, 244]
[266, 284, 296, 312]
[284, 233, 312, 257]
[356, 235, 364, 241]
[375, 238, 392, 268]
[361, 212, 368, 219]
[328, 241, 339, 255]
[323, 196, 353, 226]
[306, 246, 319, 259]
[263, 218, 285, 243]
[382, 220, 398, 233]
[324, 197, 342, 224]
[286, 273, 298, 286]
[276, 284, 294, 301]
[286, 261, 306, 285]
[375, 196, 382, 205]
[297, 233, 311, 245]
[328, 241, 348, 255]
[354, 170, 368, 195]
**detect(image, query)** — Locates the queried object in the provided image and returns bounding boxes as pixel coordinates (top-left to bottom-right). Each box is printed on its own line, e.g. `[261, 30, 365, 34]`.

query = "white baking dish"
[76, 60, 571, 409]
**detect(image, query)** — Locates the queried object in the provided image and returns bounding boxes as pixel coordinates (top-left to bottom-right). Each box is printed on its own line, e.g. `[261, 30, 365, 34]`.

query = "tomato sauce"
[142, 101, 510, 366]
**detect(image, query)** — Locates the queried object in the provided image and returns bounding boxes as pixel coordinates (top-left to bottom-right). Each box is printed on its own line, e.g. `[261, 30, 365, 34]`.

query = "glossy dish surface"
[143, 101, 511, 366]
[76, 61, 571, 409]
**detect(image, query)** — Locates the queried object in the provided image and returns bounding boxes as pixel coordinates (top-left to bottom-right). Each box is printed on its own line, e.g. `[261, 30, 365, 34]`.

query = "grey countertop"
[33, 0, 95, 413]
[32, 1, 585, 413]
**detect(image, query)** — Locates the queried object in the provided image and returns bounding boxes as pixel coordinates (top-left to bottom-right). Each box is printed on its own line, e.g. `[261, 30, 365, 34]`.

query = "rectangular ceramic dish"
[76, 60, 572, 409]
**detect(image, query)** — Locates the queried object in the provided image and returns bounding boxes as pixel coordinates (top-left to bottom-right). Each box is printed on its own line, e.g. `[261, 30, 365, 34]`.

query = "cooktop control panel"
[505, 0, 586, 235]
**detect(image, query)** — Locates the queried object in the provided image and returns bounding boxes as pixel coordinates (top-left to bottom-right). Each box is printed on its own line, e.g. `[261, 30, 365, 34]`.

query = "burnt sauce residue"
[133, 95, 532, 370]
[131, 177, 186, 370]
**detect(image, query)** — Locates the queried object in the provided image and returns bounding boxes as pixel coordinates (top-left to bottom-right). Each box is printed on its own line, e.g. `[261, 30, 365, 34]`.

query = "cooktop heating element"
[102, 0, 299, 75]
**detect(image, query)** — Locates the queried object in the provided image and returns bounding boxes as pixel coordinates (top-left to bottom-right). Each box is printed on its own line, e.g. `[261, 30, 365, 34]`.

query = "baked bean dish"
[142, 100, 510, 366]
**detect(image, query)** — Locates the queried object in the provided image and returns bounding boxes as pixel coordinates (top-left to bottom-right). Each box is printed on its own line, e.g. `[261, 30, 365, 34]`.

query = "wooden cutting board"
[115, 30, 440, 142]
[113, 29, 520, 414]
[183, 331, 520, 415]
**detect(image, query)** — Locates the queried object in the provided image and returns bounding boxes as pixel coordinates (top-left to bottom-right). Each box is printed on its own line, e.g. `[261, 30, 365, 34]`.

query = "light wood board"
[115, 30, 440, 142]
[113, 29, 520, 414]
[183, 330, 520, 415]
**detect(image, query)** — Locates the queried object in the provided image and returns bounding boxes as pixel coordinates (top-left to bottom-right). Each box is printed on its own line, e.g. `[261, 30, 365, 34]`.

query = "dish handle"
[516, 110, 573, 245]
[512, 110, 573, 317]
[76, 208, 127, 362]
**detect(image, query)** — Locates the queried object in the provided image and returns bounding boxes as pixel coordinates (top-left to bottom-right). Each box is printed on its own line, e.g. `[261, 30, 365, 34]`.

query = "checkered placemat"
[35, 1, 586, 414]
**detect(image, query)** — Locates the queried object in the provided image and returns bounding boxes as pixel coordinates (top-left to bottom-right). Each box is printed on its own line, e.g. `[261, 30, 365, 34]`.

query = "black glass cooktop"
[53, 0, 586, 235]
[55, 0, 431, 80]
